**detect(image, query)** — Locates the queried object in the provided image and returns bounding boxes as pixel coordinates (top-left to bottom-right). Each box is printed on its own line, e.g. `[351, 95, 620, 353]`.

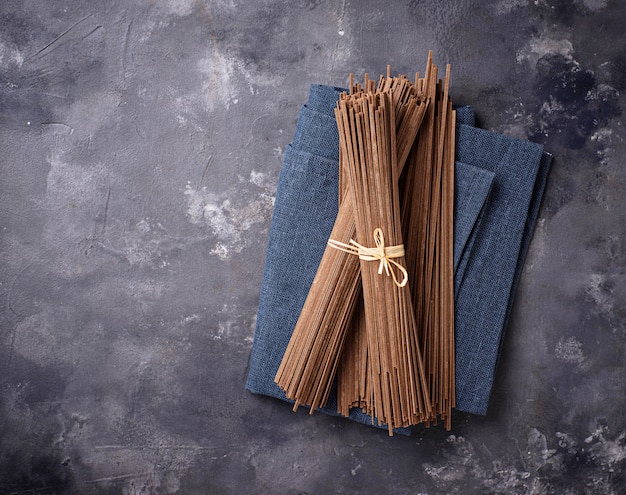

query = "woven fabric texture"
[453, 124, 551, 414]
[246, 84, 551, 427]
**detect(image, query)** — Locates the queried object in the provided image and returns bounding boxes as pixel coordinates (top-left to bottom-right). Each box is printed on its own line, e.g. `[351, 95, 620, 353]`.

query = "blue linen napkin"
[245, 84, 551, 426]
[453, 125, 552, 414]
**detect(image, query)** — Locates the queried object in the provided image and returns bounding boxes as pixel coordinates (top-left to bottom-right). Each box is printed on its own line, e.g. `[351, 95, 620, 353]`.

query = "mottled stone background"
[1, 0, 624, 493]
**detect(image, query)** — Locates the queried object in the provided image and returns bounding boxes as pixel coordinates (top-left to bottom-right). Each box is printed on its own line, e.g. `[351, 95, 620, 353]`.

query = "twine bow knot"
[328, 228, 408, 288]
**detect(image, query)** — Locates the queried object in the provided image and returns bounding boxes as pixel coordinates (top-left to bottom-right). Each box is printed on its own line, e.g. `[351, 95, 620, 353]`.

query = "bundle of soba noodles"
[275, 54, 456, 434]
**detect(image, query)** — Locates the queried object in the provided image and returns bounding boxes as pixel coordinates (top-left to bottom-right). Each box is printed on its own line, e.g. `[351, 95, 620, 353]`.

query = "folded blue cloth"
[453, 125, 551, 414]
[245, 84, 551, 427]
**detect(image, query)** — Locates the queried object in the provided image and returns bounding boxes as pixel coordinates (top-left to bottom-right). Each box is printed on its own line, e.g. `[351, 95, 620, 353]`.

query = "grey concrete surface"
[1, 0, 624, 493]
